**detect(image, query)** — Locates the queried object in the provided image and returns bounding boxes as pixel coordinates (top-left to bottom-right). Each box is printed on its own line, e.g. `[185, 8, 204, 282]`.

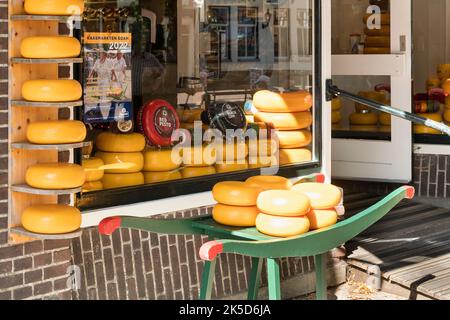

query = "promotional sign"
[83, 32, 133, 123]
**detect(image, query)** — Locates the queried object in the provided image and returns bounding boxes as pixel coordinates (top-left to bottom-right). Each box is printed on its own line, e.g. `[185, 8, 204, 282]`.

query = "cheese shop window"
[78, 0, 321, 209]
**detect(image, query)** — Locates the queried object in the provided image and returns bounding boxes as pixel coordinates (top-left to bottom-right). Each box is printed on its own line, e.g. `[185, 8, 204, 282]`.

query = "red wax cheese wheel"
[95, 132, 146, 153]
[27, 120, 86, 144]
[252, 90, 313, 113]
[26, 163, 85, 189]
[257, 190, 310, 217]
[101, 173, 144, 189]
[279, 149, 312, 165]
[254, 112, 312, 130]
[256, 213, 310, 238]
[245, 175, 293, 190]
[143, 171, 182, 184]
[181, 166, 216, 178]
[21, 204, 81, 234]
[292, 183, 342, 209]
[212, 181, 263, 206]
[212, 204, 258, 227]
[275, 130, 312, 149]
[143, 149, 182, 172]
[95, 152, 144, 174]
[307, 209, 338, 230]
[82, 157, 104, 182]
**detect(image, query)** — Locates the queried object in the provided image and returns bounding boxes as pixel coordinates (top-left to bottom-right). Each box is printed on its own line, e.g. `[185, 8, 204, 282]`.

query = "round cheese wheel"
[216, 142, 249, 162]
[252, 90, 313, 113]
[212, 181, 263, 206]
[332, 111, 342, 124]
[143, 149, 182, 172]
[365, 36, 390, 48]
[22, 80, 82, 102]
[413, 112, 443, 135]
[427, 77, 442, 89]
[27, 120, 86, 144]
[143, 171, 182, 184]
[24, 0, 84, 16]
[182, 145, 216, 167]
[442, 79, 450, 95]
[82, 157, 104, 182]
[215, 162, 249, 173]
[379, 112, 391, 126]
[245, 175, 292, 190]
[95, 152, 144, 174]
[363, 13, 390, 25]
[254, 112, 312, 130]
[178, 108, 203, 123]
[438, 64, 450, 80]
[444, 109, 450, 123]
[275, 130, 312, 149]
[364, 26, 390, 37]
[332, 98, 342, 111]
[279, 148, 312, 166]
[257, 190, 310, 217]
[292, 182, 342, 209]
[248, 156, 277, 169]
[181, 166, 216, 178]
[247, 139, 276, 158]
[82, 181, 103, 193]
[349, 112, 379, 125]
[102, 173, 144, 189]
[307, 209, 338, 230]
[21, 204, 81, 234]
[20, 36, 81, 59]
[26, 163, 85, 189]
[256, 213, 310, 238]
[363, 47, 390, 54]
[212, 204, 258, 227]
[96, 132, 146, 153]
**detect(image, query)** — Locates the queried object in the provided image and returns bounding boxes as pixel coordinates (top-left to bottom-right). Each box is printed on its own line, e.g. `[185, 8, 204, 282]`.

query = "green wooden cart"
[98, 174, 415, 300]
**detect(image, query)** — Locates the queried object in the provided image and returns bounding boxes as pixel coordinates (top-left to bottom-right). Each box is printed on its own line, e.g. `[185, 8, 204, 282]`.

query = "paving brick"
[114, 256, 127, 300]
[146, 272, 156, 300]
[91, 230, 103, 261]
[126, 277, 138, 300]
[94, 261, 107, 300]
[83, 252, 95, 287]
[102, 248, 115, 282]
[107, 282, 118, 300]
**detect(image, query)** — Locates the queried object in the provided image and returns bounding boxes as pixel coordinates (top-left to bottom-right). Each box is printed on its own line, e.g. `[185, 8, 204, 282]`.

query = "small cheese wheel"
[102, 173, 144, 189]
[275, 130, 312, 149]
[349, 112, 379, 125]
[182, 145, 217, 167]
[438, 64, 450, 80]
[292, 183, 342, 209]
[21, 204, 81, 234]
[24, 0, 84, 16]
[212, 181, 263, 206]
[256, 213, 310, 238]
[82, 157, 104, 182]
[252, 90, 313, 113]
[26, 163, 85, 189]
[307, 209, 338, 230]
[364, 47, 390, 54]
[363, 13, 390, 25]
[413, 112, 443, 135]
[215, 162, 249, 173]
[212, 204, 258, 227]
[332, 98, 342, 111]
[82, 181, 103, 193]
[181, 166, 216, 178]
[254, 112, 312, 130]
[257, 190, 310, 217]
[245, 176, 292, 190]
[332, 111, 342, 124]
[279, 149, 312, 165]
[95, 152, 144, 174]
[20, 36, 81, 59]
[216, 142, 249, 162]
[444, 109, 450, 123]
[96, 132, 146, 153]
[364, 26, 390, 37]
[27, 120, 86, 144]
[379, 112, 391, 126]
[143, 171, 182, 184]
[365, 36, 390, 48]
[248, 156, 277, 169]
[143, 149, 182, 172]
[22, 80, 82, 102]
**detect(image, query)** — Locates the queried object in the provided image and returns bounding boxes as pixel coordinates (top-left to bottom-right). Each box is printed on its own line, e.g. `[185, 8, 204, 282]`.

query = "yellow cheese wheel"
[20, 36, 81, 59]
[181, 166, 216, 178]
[212, 204, 258, 227]
[253, 90, 313, 113]
[292, 183, 342, 210]
[279, 149, 312, 165]
[332, 111, 342, 124]
[355, 91, 385, 112]
[427, 77, 442, 89]
[95, 152, 144, 174]
[182, 145, 217, 167]
[307, 209, 338, 230]
[332, 98, 342, 111]
[179, 122, 209, 131]
[248, 156, 277, 169]
[247, 139, 277, 158]
[95, 132, 146, 153]
[26, 163, 85, 189]
[24, 0, 84, 15]
[257, 190, 310, 217]
[143, 149, 182, 172]
[275, 130, 312, 149]
[438, 64, 450, 80]
[446, 97, 450, 109]
[363, 13, 390, 25]
[212, 181, 263, 206]
[102, 173, 145, 189]
[254, 112, 312, 130]
[379, 112, 391, 126]
[444, 109, 450, 123]
[256, 213, 310, 238]
[442, 79, 450, 95]
[82, 181, 103, 193]
[22, 80, 82, 102]
[349, 112, 379, 125]
[413, 112, 443, 134]
[215, 162, 249, 173]
[178, 108, 203, 123]
[21, 204, 81, 234]
[27, 120, 86, 144]
[364, 26, 390, 37]
[143, 171, 182, 184]
[245, 175, 292, 190]
[82, 157, 104, 182]
[364, 47, 390, 54]
[365, 36, 390, 48]
[216, 142, 249, 162]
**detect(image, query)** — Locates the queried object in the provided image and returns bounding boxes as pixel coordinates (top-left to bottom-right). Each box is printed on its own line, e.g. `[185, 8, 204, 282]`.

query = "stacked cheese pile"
[181, 145, 217, 178]
[331, 97, 342, 126]
[349, 91, 386, 128]
[82, 157, 105, 192]
[363, 1, 390, 55]
[177, 108, 205, 131]
[142, 148, 182, 184]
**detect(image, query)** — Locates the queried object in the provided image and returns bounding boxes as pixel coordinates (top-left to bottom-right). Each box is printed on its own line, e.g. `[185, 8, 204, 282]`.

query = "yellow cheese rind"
[307, 209, 338, 230]
[21, 204, 81, 234]
[143, 171, 182, 184]
[332, 111, 342, 124]
[332, 98, 342, 111]
[82, 181, 103, 193]
[349, 112, 379, 125]
[95, 132, 146, 153]
[379, 112, 391, 126]
[101, 173, 145, 189]
[212, 181, 263, 206]
[215, 162, 249, 173]
[438, 64, 450, 80]
[248, 156, 277, 169]
[181, 166, 216, 178]
[22, 80, 82, 102]
[253, 90, 313, 113]
[292, 183, 342, 209]
[275, 130, 312, 149]
[24, 0, 84, 16]
[413, 113, 443, 135]
[215, 142, 249, 162]
[245, 176, 292, 190]
[279, 149, 312, 165]
[257, 190, 310, 217]
[20, 36, 81, 59]
[27, 120, 86, 144]
[95, 152, 144, 174]
[363, 47, 390, 54]
[82, 157, 104, 182]
[364, 26, 390, 37]
[212, 204, 258, 227]
[365, 36, 390, 48]
[254, 112, 312, 130]
[26, 163, 85, 189]
[256, 213, 310, 238]
[182, 145, 217, 167]
[444, 109, 450, 123]
[143, 149, 182, 172]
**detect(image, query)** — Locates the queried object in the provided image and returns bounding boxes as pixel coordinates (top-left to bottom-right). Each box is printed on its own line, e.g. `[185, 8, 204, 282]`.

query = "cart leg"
[266, 258, 281, 300]
[314, 253, 328, 300]
[199, 259, 217, 300]
[247, 257, 263, 300]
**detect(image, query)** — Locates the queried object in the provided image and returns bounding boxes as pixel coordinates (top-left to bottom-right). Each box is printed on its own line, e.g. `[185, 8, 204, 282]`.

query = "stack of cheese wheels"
[142, 148, 182, 184]
[215, 141, 249, 173]
[24, 0, 84, 16]
[212, 181, 263, 227]
[81, 157, 104, 192]
[95, 132, 146, 189]
[181, 144, 217, 178]
[363, 6, 390, 55]
[413, 112, 444, 135]
[247, 138, 278, 169]
[252, 90, 313, 166]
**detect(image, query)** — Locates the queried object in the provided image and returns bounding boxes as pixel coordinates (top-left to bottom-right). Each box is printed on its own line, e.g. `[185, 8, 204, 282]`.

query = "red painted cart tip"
[314, 173, 326, 183]
[98, 217, 122, 235]
[404, 186, 415, 199]
[199, 241, 223, 261]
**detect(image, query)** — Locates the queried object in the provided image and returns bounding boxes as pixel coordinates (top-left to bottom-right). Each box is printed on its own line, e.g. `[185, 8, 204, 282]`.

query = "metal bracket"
[325, 79, 336, 101]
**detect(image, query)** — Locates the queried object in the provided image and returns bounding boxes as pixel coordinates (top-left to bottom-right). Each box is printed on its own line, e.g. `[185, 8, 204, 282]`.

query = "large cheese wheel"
[256, 213, 310, 238]
[143, 171, 182, 184]
[215, 142, 249, 162]
[22, 80, 82, 102]
[181, 166, 216, 178]
[95, 152, 144, 174]
[332, 111, 342, 124]
[102, 173, 144, 189]
[363, 13, 390, 25]
[27, 120, 86, 144]
[177, 108, 203, 123]
[349, 112, 379, 125]
[143, 149, 182, 172]
[21, 204, 81, 234]
[437, 64, 450, 80]
[212, 204, 258, 227]
[215, 162, 249, 173]
[245, 176, 292, 190]
[257, 190, 310, 217]
[444, 109, 450, 123]
[26, 163, 85, 189]
[252, 90, 313, 113]
[413, 112, 443, 135]
[364, 26, 390, 37]
[254, 112, 312, 130]
[21, 36, 81, 59]
[182, 145, 216, 167]
[292, 183, 342, 209]
[96, 132, 146, 153]
[279, 149, 312, 165]
[24, 0, 84, 15]
[82, 157, 104, 182]
[248, 156, 277, 169]
[275, 130, 312, 149]
[332, 98, 342, 111]
[379, 112, 391, 126]
[364, 47, 390, 54]
[212, 181, 263, 206]
[365, 36, 390, 48]
[307, 209, 338, 230]
[247, 139, 277, 158]
[82, 181, 103, 193]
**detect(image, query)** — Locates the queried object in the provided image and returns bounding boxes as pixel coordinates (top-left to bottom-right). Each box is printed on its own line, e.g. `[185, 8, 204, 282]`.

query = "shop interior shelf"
[11, 100, 83, 108]
[11, 184, 82, 195]
[11, 57, 83, 64]
[10, 227, 82, 240]
[10, 14, 83, 23]
[11, 141, 91, 151]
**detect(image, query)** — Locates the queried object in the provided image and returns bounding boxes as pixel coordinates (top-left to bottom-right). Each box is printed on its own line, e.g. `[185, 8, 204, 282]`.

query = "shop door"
[330, 0, 412, 182]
